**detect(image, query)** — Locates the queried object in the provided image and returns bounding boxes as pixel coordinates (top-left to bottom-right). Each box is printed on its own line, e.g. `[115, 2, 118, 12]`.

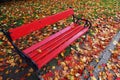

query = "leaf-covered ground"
[0, 0, 120, 80]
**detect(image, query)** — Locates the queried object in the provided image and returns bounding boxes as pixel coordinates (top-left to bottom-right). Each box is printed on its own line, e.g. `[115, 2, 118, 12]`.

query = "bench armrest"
[73, 15, 92, 29]
[72, 15, 92, 47]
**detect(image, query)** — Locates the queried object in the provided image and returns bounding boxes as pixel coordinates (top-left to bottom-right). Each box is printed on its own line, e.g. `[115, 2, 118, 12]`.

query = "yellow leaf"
[11, 63, 16, 67]
[113, 40, 118, 45]
[70, 76, 74, 80]
[76, 42, 81, 51]
[52, 66, 55, 70]
[60, 62, 66, 67]
[61, 52, 64, 57]
[54, 77, 58, 80]
[5, 71, 9, 74]
[37, 49, 42, 53]
[91, 76, 97, 80]
[108, 49, 114, 54]
[75, 73, 80, 77]
[98, 65, 102, 69]
[116, 64, 120, 68]
[0, 32, 3, 36]
[95, 59, 99, 62]
[107, 63, 112, 69]
[116, 73, 120, 77]
[64, 66, 68, 71]
[81, 57, 87, 62]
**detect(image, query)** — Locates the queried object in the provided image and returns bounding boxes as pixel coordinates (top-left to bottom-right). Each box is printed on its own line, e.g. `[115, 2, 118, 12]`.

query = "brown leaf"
[37, 49, 42, 53]
[29, 68, 33, 72]
[106, 71, 113, 80]
[15, 69, 19, 73]
[0, 76, 3, 80]
[27, 73, 31, 77]
[0, 67, 5, 72]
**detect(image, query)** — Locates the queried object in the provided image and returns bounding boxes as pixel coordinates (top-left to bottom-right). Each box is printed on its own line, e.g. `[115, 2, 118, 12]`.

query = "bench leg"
[36, 71, 43, 80]
[80, 32, 88, 49]
[38, 75, 43, 80]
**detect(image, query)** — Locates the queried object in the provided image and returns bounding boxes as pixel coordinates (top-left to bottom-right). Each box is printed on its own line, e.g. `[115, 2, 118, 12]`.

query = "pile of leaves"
[0, 0, 120, 80]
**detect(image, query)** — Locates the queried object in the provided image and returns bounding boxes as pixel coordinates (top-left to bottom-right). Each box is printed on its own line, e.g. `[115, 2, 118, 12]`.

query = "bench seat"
[23, 23, 88, 68]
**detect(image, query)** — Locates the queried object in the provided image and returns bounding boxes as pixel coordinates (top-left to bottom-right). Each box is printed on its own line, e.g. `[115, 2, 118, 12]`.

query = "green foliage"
[15, 19, 24, 26]
[64, 46, 71, 56]
[48, 59, 58, 66]
[0, 14, 6, 21]
[67, 18, 73, 23]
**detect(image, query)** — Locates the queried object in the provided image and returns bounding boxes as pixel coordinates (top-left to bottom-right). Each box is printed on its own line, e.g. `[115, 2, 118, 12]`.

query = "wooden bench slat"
[36, 27, 89, 68]
[9, 9, 74, 40]
[32, 26, 84, 61]
[36, 27, 79, 51]
[29, 26, 83, 61]
[23, 23, 76, 54]
[27, 25, 80, 58]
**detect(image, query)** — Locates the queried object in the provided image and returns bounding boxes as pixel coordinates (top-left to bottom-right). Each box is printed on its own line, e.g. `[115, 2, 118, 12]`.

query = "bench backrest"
[9, 9, 74, 40]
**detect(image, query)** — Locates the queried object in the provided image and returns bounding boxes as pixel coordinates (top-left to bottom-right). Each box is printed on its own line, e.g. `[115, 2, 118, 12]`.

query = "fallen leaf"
[52, 66, 55, 70]
[113, 40, 118, 45]
[74, 73, 80, 77]
[37, 49, 42, 53]
[15, 69, 19, 73]
[29, 68, 33, 72]
[0, 76, 3, 80]
[90, 76, 97, 80]
[27, 73, 31, 77]
[61, 52, 65, 57]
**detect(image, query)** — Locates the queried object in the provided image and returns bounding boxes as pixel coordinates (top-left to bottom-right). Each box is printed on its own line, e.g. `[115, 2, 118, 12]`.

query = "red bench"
[1, 8, 91, 79]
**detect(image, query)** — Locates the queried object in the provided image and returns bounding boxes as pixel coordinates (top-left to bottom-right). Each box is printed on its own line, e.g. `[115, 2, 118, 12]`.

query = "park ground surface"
[0, 0, 120, 80]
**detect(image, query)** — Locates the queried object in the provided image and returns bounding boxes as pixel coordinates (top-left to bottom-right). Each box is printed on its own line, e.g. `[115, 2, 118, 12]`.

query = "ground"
[0, 0, 120, 80]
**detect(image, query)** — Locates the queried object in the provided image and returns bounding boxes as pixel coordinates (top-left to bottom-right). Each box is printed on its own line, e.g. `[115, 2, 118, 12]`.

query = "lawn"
[0, 0, 120, 80]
